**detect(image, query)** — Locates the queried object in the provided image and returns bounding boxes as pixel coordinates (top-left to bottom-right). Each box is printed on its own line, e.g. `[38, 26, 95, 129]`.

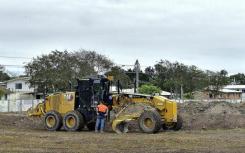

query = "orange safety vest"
[97, 104, 108, 113]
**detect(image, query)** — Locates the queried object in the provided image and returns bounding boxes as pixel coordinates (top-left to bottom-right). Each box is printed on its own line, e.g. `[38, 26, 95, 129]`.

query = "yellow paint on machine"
[153, 96, 177, 123]
[45, 92, 75, 115]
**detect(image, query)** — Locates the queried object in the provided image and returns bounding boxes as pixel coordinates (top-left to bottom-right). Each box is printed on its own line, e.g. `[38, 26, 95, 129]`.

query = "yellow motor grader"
[28, 75, 182, 134]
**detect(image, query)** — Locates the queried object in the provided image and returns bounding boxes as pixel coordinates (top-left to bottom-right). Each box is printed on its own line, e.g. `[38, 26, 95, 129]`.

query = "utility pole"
[180, 84, 183, 103]
[134, 60, 140, 93]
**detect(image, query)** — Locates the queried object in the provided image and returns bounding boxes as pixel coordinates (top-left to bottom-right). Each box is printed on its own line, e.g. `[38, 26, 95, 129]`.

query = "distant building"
[110, 85, 172, 98]
[224, 85, 245, 92]
[6, 77, 34, 93]
[224, 85, 245, 93]
[122, 88, 135, 93]
[4, 77, 41, 101]
[223, 85, 245, 101]
[194, 87, 242, 101]
[110, 86, 135, 94]
[160, 91, 171, 99]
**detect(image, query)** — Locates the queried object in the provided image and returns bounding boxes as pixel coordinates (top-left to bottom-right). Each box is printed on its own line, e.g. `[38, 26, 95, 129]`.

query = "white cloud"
[0, 0, 245, 74]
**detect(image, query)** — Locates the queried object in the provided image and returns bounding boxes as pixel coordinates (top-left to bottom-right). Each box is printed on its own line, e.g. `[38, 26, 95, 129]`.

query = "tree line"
[105, 60, 244, 97]
[1, 50, 245, 97]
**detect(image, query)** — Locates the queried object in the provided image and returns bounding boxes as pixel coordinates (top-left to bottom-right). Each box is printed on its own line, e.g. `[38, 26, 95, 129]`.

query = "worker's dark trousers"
[95, 116, 105, 132]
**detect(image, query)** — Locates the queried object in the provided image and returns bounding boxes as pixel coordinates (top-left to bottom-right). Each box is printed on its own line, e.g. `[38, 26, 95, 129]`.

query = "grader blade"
[112, 103, 146, 134]
[112, 114, 139, 134]
[112, 119, 129, 134]
[27, 103, 45, 117]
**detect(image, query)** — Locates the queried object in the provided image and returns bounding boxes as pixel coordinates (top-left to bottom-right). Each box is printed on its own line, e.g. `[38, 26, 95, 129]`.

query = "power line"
[0, 56, 32, 59]
[0, 64, 25, 68]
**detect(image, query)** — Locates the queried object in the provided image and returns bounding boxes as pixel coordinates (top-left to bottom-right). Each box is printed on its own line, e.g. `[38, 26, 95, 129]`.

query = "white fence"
[0, 99, 42, 112]
[174, 99, 243, 103]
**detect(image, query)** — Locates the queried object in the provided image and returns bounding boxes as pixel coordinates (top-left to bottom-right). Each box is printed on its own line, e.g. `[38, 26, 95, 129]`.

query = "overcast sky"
[0, 0, 245, 75]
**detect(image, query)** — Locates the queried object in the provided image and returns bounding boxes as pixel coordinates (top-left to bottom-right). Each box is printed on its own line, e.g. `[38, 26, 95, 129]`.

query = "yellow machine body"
[112, 94, 177, 123]
[111, 94, 179, 133]
[45, 92, 75, 115]
[27, 92, 75, 117]
[152, 96, 177, 123]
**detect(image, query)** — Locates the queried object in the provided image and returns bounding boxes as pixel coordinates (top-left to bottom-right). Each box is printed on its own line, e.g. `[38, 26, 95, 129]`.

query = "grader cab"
[28, 75, 111, 131]
[28, 75, 182, 133]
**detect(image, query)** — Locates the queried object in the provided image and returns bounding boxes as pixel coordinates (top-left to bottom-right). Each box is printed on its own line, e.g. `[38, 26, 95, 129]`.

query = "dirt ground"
[0, 101, 245, 153]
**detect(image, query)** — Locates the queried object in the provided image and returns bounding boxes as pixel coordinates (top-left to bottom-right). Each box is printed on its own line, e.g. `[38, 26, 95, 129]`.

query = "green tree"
[153, 60, 210, 96]
[25, 50, 113, 94]
[229, 73, 245, 84]
[0, 67, 11, 99]
[0, 88, 4, 98]
[138, 84, 161, 95]
[105, 66, 131, 89]
[209, 70, 229, 96]
[0, 71, 10, 81]
[0, 87, 10, 99]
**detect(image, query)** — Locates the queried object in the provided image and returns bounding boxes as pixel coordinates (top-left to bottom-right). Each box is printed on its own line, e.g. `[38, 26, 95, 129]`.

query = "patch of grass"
[0, 128, 245, 153]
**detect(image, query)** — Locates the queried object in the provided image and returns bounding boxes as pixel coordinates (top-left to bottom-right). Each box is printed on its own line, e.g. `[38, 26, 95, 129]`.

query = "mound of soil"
[179, 101, 245, 130]
[0, 113, 43, 130]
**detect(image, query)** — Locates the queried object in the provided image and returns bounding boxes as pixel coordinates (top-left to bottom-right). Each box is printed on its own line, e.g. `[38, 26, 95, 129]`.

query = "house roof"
[224, 85, 245, 89]
[219, 89, 242, 93]
[204, 86, 242, 93]
[4, 77, 30, 83]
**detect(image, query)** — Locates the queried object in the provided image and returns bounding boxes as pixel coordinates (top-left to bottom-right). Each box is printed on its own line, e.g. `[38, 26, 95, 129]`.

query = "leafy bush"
[138, 84, 161, 95]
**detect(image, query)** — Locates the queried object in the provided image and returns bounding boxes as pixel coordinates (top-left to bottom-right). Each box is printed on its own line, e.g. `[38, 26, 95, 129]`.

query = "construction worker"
[95, 101, 108, 133]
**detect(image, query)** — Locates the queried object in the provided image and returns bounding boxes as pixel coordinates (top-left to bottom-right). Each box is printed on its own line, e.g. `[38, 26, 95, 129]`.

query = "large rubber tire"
[138, 110, 162, 134]
[87, 122, 96, 131]
[172, 115, 183, 131]
[63, 111, 85, 132]
[44, 111, 63, 131]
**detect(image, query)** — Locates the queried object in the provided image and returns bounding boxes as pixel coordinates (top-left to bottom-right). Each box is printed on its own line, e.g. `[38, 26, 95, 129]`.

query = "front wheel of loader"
[138, 110, 162, 134]
[172, 115, 183, 131]
[63, 111, 84, 132]
[45, 111, 63, 131]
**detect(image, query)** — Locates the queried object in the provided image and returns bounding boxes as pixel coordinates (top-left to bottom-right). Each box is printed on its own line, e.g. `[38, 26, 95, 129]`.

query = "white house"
[223, 85, 245, 101]
[224, 85, 245, 92]
[6, 77, 34, 92]
[0, 77, 43, 112]
[5, 77, 35, 101]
